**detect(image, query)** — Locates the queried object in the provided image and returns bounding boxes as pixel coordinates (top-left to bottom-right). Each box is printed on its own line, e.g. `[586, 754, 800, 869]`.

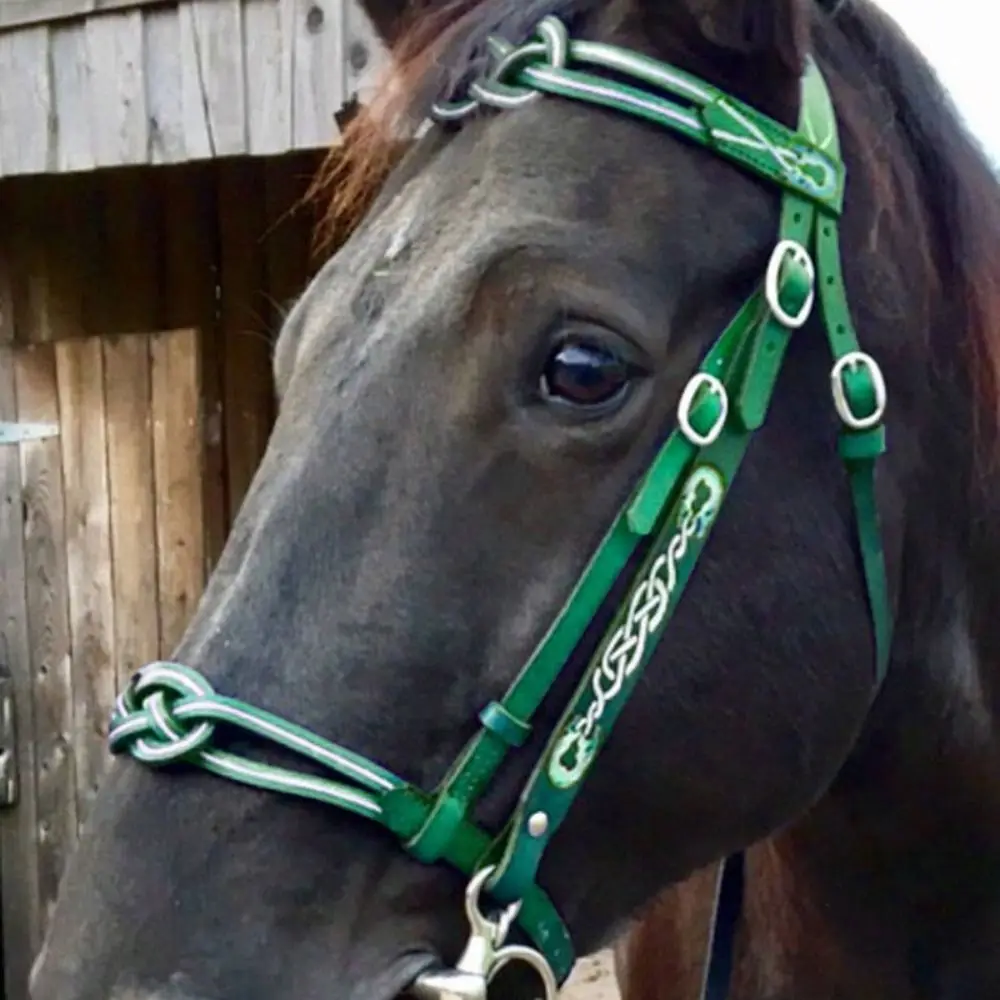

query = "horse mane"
[308, 0, 1000, 432]
[308, 0, 592, 246]
[830, 2, 1000, 442]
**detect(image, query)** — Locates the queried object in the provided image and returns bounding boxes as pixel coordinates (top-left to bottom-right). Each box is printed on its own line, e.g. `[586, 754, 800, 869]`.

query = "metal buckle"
[765, 239, 815, 329]
[410, 867, 558, 1000]
[677, 373, 729, 447]
[830, 351, 887, 430]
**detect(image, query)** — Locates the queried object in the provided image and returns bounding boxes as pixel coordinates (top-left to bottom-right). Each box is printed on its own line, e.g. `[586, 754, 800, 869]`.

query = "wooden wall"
[0, 149, 326, 1000]
[0, 0, 385, 178]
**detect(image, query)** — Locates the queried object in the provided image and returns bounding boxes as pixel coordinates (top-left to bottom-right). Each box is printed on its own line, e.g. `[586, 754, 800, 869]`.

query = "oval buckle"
[677, 372, 729, 448]
[765, 239, 815, 329]
[830, 351, 887, 430]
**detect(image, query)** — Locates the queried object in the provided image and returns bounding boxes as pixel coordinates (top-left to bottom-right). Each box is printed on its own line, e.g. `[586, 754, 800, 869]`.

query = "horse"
[28, 0, 1000, 999]
[612, 837, 859, 998]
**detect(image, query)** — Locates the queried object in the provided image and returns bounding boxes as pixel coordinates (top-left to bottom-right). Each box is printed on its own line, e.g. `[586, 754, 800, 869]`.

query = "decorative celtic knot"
[431, 16, 570, 122]
[109, 661, 217, 766]
[577, 466, 725, 741]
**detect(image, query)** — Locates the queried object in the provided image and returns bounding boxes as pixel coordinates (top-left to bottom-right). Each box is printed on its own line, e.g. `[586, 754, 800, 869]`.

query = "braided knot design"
[583, 466, 725, 736]
[109, 662, 217, 766]
[432, 16, 570, 122]
[549, 466, 726, 788]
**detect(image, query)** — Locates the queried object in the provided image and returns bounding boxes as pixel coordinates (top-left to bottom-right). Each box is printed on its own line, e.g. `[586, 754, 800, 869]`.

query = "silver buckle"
[765, 239, 815, 329]
[410, 867, 558, 1000]
[830, 351, 887, 430]
[677, 372, 729, 447]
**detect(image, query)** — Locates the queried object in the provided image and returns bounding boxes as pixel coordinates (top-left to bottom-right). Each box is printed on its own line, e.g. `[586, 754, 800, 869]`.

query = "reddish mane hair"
[308, 1, 560, 249]
[307, 0, 1000, 435]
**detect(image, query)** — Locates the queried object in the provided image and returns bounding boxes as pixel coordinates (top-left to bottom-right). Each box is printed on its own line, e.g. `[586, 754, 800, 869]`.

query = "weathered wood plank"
[175, 6, 212, 159]
[178, 0, 247, 159]
[159, 164, 226, 575]
[55, 337, 116, 827]
[344, 0, 385, 103]
[15, 342, 76, 936]
[151, 328, 204, 655]
[218, 159, 273, 518]
[84, 9, 149, 167]
[0, 0, 174, 33]
[0, 343, 41, 1000]
[244, 0, 291, 155]
[104, 335, 160, 687]
[144, 4, 186, 164]
[0, 26, 54, 176]
[286, 0, 344, 149]
[50, 21, 96, 173]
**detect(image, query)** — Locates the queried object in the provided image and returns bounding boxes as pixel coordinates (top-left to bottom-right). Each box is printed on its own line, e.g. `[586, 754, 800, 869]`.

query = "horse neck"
[755, 379, 1000, 998]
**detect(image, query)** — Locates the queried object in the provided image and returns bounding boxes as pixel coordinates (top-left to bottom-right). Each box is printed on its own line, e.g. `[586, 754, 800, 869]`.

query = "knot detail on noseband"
[111, 662, 217, 764]
[109, 662, 404, 820]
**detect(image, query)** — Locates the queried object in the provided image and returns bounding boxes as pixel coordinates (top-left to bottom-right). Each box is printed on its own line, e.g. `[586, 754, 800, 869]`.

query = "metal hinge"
[0, 422, 58, 445]
[0, 670, 16, 808]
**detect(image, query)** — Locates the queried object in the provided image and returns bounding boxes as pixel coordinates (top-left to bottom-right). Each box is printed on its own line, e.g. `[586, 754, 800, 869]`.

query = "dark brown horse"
[29, 1, 1000, 1000]
[614, 837, 869, 999]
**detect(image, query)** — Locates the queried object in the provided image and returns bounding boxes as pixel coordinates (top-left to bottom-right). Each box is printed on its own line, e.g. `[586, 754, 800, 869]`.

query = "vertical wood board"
[104, 336, 160, 688]
[218, 159, 273, 519]
[151, 328, 205, 656]
[158, 164, 227, 579]
[0, 26, 54, 176]
[50, 22, 97, 173]
[177, 0, 247, 159]
[144, 6, 187, 165]
[287, 0, 344, 149]
[0, 341, 41, 1000]
[83, 9, 149, 168]
[55, 337, 116, 827]
[244, 0, 291, 156]
[14, 343, 75, 935]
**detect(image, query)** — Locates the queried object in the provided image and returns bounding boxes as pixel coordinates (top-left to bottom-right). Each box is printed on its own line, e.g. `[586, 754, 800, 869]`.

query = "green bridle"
[109, 15, 890, 993]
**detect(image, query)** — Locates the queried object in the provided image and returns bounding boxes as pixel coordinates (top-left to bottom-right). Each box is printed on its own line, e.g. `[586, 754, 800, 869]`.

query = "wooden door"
[0, 152, 322, 1000]
[0, 328, 205, 1000]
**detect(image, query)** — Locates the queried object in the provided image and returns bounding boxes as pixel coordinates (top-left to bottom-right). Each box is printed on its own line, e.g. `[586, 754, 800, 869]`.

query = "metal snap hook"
[410, 867, 557, 1000]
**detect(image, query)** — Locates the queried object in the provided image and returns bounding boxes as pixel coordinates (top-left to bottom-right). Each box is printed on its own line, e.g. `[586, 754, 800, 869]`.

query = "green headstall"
[109, 15, 891, 991]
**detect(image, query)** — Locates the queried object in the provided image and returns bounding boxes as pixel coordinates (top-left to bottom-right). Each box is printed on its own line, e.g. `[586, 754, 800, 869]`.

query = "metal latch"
[0, 670, 17, 808]
[0, 422, 58, 445]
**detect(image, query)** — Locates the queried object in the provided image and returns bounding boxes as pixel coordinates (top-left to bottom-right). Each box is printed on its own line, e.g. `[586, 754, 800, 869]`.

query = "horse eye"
[540, 334, 635, 408]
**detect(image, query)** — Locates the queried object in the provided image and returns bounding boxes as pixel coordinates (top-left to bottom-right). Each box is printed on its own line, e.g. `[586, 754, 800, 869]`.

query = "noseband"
[109, 16, 891, 1000]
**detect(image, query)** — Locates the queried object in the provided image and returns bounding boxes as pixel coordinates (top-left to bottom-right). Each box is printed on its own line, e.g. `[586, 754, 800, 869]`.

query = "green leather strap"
[486, 190, 824, 906]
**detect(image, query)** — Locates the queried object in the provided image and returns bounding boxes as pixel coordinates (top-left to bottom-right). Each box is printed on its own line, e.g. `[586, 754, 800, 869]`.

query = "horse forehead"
[286, 106, 664, 383]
